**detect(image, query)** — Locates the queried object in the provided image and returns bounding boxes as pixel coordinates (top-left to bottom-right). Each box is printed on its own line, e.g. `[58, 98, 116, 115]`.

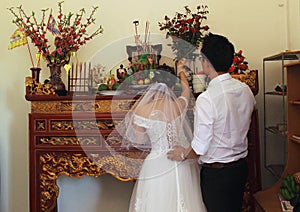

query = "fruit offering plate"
[97, 90, 124, 96]
[129, 84, 150, 90]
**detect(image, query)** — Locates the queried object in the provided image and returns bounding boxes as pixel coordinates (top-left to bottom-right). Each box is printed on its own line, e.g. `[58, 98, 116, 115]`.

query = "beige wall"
[0, 0, 299, 211]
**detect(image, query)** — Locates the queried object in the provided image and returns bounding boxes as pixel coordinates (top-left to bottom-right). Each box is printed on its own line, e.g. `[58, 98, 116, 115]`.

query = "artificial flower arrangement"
[158, 5, 209, 60]
[228, 50, 249, 75]
[8, 1, 103, 68]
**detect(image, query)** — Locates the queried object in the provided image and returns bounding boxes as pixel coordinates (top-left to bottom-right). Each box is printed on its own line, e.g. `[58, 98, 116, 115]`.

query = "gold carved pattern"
[32, 102, 63, 114]
[38, 136, 100, 145]
[95, 99, 137, 113]
[94, 100, 112, 113]
[106, 135, 122, 146]
[50, 119, 115, 131]
[115, 100, 137, 111]
[26, 77, 56, 95]
[31, 101, 96, 114]
[39, 152, 141, 211]
[232, 70, 257, 92]
[32, 100, 138, 114]
[71, 102, 94, 112]
[35, 120, 46, 131]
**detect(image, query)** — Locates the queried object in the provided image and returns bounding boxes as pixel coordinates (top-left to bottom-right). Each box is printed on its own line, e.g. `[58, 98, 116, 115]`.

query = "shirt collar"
[208, 73, 231, 87]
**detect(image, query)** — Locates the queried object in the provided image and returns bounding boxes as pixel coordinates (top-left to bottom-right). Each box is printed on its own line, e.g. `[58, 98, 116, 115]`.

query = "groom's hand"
[167, 145, 186, 161]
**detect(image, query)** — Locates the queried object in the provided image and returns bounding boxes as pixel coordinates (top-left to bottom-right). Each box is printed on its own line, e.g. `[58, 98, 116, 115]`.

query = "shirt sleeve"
[191, 95, 215, 156]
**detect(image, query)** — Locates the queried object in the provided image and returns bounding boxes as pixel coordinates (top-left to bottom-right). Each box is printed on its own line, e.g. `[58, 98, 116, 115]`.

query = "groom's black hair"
[201, 33, 235, 72]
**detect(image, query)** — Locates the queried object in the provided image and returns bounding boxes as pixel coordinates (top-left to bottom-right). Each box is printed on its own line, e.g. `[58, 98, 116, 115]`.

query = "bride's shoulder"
[135, 101, 157, 118]
[134, 105, 148, 118]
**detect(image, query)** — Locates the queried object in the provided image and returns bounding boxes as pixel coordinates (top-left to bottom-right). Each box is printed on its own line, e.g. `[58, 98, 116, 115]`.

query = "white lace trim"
[167, 122, 177, 148]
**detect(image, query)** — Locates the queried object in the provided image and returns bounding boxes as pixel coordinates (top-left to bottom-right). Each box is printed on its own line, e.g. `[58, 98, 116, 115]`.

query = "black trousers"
[200, 159, 248, 212]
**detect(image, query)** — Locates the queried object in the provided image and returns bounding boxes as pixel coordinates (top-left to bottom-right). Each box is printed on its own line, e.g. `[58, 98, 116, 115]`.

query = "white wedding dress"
[128, 113, 207, 212]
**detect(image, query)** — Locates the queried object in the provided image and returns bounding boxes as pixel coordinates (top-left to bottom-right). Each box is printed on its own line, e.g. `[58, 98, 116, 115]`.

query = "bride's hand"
[167, 145, 186, 161]
[177, 58, 187, 76]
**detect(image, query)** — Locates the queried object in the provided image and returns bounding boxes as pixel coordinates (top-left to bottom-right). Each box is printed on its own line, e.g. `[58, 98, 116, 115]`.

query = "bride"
[106, 61, 206, 212]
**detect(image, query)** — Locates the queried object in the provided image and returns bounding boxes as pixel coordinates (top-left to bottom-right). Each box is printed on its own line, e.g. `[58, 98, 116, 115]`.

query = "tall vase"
[48, 64, 67, 95]
[30, 67, 41, 83]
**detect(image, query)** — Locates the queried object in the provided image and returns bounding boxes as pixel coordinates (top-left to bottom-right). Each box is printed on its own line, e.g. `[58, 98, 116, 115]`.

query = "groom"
[168, 33, 256, 212]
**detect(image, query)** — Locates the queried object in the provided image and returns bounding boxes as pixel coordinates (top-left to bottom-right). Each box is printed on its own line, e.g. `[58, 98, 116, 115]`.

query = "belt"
[202, 157, 246, 169]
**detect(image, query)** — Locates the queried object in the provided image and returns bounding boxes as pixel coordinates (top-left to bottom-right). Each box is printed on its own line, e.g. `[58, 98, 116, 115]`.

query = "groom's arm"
[183, 145, 199, 159]
[167, 145, 199, 161]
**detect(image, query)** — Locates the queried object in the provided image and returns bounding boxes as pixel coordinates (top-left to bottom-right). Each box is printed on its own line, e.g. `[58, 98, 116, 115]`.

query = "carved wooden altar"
[26, 94, 144, 212]
[26, 70, 260, 212]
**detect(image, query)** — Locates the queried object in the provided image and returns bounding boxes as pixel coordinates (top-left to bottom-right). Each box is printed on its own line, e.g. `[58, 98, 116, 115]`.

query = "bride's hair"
[151, 64, 177, 88]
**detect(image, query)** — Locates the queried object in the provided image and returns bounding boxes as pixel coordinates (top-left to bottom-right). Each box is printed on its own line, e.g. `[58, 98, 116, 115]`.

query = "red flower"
[190, 28, 197, 33]
[238, 64, 248, 70]
[233, 56, 239, 63]
[180, 20, 186, 25]
[228, 66, 236, 73]
[56, 48, 64, 56]
[239, 56, 245, 63]
[229, 50, 249, 74]
[187, 18, 194, 24]
[203, 25, 209, 31]
[179, 27, 185, 33]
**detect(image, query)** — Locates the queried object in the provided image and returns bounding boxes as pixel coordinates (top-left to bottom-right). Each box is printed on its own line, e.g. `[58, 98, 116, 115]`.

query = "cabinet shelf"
[265, 126, 287, 136]
[261, 52, 300, 180]
[290, 100, 300, 105]
[266, 164, 285, 179]
[265, 91, 287, 96]
[255, 53, 300, 212]
[291, 135, 300, 144]
[263, 50, 300, 61]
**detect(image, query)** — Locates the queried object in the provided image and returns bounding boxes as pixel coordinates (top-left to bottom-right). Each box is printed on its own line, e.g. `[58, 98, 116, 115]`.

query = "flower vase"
[49, 64, 67, 95]
[30, 67, 41, 83]
[192, 74, 206, 93]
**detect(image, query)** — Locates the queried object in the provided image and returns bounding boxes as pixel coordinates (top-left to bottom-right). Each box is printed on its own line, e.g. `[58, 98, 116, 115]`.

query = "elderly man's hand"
[167, 145, 186, 161]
